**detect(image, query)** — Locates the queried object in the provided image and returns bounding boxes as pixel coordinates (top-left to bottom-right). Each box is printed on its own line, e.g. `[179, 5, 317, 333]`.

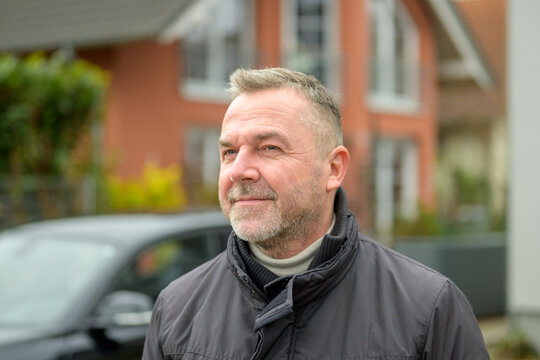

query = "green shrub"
[106, 161, 187, 212]
[0, 52, 108, 175]
[494, 332, 539, 359]
[394, 207, 446, 237]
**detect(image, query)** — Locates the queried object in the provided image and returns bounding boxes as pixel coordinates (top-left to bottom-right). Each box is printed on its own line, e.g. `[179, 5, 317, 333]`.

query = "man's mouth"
[227, 184, 277, 205]
[232, 197, 271, 205]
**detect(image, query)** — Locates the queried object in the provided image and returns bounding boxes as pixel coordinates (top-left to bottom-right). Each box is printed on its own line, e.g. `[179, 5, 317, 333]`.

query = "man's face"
[218, 88, 327, 247]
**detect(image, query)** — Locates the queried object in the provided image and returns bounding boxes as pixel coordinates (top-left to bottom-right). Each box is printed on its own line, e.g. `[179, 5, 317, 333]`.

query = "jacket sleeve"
[142, 295, 165, 360]
[422, 280, 490, 360]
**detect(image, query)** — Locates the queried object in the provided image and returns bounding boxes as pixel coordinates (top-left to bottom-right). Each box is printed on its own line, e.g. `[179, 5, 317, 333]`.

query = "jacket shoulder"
[356, 233, 450, 289]
[157, 251, 230, 309]
[353, 233, 489, 357]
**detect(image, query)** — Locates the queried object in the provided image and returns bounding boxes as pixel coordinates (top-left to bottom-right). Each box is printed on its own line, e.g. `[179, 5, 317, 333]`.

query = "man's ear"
[325, 146, 350, 192]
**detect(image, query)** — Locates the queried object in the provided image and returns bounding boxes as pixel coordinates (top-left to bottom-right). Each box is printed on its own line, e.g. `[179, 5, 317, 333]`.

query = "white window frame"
[181, 0, 255, 102]
[281, 0, 340, 94]
[368, 0, 420, 113]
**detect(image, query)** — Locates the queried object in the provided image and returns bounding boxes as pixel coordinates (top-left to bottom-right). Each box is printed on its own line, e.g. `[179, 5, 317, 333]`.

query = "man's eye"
[262, 145, 279, 151]
[222, 149, 237, 157]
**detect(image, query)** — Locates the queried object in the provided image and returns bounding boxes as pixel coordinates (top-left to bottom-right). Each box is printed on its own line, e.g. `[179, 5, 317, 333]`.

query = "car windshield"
[0, 233, 118, 326]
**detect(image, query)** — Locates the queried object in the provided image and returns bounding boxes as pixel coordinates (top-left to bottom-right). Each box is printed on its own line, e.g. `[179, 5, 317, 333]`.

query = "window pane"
[184, 44, 208, 81]
[113, 234, 211, 300]
[298, 0, 323, 17]
[369, 0, 418, 102]
[184, 25, 210, 81]
[298, 28, 324, 46]
[185, 129, 204, 186]
[291, 0, 328, 85]
[184, 127, 220, 192]
[0, 235, 117, 325]
[224, 33, 241, 83]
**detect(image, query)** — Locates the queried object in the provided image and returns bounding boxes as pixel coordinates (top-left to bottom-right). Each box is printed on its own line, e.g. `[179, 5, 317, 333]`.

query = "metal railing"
[0, 175, 96, 231]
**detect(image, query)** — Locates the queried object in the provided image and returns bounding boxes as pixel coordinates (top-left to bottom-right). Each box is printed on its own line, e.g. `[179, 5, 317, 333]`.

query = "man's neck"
[255, 214, 336, 259]
[250, 215, 336, 275]
[254, 211, 335, 259]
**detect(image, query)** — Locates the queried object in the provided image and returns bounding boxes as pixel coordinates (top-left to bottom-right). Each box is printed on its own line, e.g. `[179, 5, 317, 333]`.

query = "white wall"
[508, 0, 540, 337]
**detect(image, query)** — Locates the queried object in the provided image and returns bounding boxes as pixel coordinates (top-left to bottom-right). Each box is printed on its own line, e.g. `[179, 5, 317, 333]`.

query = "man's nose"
[228, 149, 260, 184]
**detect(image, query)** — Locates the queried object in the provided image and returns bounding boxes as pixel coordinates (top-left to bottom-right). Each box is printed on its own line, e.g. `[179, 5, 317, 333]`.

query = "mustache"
[227, 183, 278, 202]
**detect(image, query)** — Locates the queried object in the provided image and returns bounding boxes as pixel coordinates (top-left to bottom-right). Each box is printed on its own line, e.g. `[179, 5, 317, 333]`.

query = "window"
[375, 138, 418, 238]
[369, 0, 419, 111]
[0, 235, 117, 326]
[113, 233, 211, 300]
[282, 0, 339, 91]
[184, 127, 221, 190]
[182, 0, 254, 100]
[110, 225, 230, 302]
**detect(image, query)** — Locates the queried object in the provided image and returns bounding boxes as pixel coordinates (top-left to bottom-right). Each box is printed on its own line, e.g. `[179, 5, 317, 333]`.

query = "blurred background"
[0, 0, 539, 358]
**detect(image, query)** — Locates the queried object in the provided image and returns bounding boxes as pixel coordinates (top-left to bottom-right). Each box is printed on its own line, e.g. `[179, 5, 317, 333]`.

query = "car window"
[112, 232, 213, 300]
[0, 234, 118, 326]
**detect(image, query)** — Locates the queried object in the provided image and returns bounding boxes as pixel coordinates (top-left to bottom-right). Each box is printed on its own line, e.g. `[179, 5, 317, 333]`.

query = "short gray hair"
[228, 68, 342, 154]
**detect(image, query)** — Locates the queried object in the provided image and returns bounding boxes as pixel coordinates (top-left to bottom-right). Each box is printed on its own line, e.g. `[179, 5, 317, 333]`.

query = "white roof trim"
[158, 0, 219, 43]
[428, 0, 493, 88]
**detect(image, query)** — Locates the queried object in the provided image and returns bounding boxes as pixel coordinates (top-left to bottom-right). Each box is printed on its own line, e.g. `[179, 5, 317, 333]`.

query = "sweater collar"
[248, 215, 335, 277]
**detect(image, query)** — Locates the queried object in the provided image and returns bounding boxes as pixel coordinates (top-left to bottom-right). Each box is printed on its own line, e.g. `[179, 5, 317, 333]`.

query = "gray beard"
[221, 180, 322, 254]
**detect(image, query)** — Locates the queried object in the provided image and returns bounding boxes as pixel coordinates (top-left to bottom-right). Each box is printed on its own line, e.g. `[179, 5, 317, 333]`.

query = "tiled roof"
[0, 0, 194, 52]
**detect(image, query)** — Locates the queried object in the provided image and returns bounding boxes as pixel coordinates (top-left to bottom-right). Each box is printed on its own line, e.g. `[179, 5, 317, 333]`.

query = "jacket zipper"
[235, 269, 267, 303]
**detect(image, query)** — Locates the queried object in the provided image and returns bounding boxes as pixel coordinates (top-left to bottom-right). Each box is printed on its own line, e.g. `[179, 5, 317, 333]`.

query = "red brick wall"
[82, 41, 228, 177]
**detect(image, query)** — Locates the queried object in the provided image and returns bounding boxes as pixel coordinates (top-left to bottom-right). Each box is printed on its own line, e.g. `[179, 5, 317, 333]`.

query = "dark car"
[0, 212, 232, 360]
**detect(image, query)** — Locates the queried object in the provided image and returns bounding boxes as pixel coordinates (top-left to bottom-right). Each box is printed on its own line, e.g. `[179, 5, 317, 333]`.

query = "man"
[143, 68, 489, 359]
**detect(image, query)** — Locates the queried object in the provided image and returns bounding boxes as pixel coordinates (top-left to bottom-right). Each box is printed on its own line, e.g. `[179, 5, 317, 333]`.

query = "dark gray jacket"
[143, 191, 489, 360]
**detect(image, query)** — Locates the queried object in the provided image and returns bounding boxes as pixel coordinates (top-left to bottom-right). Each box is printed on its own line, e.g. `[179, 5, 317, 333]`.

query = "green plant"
[494, 332, 539, 359]
[394, 207, 446, 237]
[0, 52, 108, 175]
[106, 161, 187, 212]
[453, 168, 490, 206]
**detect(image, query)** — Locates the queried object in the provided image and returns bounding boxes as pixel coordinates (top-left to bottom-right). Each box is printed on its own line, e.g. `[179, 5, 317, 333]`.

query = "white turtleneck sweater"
[248, 216, 335, 277]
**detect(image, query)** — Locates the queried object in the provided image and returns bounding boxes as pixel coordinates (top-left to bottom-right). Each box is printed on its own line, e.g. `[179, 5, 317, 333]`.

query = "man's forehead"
[222, 91, 311, 129]
[219, 125, 292, 147]
[224, 88, 309, 117]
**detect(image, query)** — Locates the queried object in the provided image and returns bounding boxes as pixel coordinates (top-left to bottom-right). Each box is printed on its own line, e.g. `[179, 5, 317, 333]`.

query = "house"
[0, 0, 492, 237]
[437, 0, 507, 230]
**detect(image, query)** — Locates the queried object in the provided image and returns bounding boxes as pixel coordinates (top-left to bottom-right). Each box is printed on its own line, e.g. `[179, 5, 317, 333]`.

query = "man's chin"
[231, 222, 263, 242]
[231, 219, 280, 244]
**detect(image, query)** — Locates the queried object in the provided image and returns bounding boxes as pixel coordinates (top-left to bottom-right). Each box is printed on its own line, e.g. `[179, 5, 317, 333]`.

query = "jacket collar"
[227, 188, 360, 328]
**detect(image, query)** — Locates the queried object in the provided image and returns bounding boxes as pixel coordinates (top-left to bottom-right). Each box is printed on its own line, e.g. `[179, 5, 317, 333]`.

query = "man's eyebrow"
[218, 138, 232, 148]
[254, 131, 291, 147]
[218, 131, 291, 148]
